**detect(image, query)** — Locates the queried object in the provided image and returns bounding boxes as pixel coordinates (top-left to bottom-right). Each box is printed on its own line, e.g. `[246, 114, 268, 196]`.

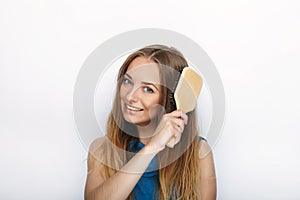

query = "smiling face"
[120, 57, 162, 126]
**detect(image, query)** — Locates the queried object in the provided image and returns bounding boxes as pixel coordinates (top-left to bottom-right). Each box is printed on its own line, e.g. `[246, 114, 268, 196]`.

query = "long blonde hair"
[95, 45, 201, 199]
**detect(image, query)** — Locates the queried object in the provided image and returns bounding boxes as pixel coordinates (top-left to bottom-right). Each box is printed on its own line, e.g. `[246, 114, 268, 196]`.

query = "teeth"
[126, 104, 143, 111]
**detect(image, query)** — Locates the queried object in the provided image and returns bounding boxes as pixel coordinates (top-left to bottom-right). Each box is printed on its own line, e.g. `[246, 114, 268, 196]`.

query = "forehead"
[126, 57, 161, 84]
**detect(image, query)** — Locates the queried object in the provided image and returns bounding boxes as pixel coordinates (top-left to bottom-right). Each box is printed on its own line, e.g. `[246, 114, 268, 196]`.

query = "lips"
[126, 104, 143, 111]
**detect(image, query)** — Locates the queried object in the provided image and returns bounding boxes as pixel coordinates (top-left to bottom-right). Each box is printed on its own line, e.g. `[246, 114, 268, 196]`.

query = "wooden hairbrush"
[167, 67, 203, 148]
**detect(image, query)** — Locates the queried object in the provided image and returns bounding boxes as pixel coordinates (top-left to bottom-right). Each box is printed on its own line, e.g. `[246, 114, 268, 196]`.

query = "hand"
[146, 109, 188, 153]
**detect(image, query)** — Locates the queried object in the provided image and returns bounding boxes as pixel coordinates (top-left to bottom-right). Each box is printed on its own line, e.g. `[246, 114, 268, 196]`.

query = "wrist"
[142, 144, 161, 155]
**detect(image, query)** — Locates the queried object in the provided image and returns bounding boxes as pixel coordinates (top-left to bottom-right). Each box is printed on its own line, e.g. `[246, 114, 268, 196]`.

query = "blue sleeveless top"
[128, 137, 206, 200]
[129, 141, 160, 200]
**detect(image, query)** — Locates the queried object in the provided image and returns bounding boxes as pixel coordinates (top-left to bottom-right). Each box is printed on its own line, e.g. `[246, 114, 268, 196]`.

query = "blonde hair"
[94, 45, 201, 199]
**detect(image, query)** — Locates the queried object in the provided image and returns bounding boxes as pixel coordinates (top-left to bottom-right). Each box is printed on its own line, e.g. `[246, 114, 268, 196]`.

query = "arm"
[84, 138, 159, 200]
[199, 140, 217, 200]
[85, 110, 187, 200]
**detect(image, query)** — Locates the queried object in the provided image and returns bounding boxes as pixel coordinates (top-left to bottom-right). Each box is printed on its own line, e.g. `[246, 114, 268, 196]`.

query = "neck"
[136, 122, 157, 145]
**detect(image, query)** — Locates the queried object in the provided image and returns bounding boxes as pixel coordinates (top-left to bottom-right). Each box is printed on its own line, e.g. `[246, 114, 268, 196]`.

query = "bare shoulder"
[87, 137, 109, 173]
[199, 140, 212, 159]
[198, 140, 216, 178]
[89, 137, 107, 154]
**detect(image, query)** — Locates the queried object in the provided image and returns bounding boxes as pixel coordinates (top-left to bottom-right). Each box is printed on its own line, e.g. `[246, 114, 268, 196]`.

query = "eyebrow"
[141, 81, 160, 91]
[124, 73, 132, 79]
[124, 73, 160, 91]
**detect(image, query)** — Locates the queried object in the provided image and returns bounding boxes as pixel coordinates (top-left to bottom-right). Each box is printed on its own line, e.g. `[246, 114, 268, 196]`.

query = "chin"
[124, 117, 150, 126]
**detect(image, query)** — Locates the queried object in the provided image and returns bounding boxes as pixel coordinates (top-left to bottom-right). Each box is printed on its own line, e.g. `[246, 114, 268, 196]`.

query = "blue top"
[129, 140, 160, 200]
[128, 137, 206, 200]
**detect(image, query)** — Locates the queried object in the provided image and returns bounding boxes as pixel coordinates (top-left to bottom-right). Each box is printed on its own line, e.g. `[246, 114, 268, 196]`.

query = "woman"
[85, 45, 216, 200]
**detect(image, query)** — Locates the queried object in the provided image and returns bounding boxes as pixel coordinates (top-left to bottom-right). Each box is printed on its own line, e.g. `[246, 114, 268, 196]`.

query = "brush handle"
[166, 137, 176, 148]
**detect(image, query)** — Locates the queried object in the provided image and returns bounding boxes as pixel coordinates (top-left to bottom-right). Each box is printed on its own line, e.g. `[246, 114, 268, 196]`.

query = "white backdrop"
[1, 0, 300, 199]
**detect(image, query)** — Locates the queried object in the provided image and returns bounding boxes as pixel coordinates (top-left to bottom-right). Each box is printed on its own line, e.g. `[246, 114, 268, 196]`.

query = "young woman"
[85, 45, 216, 200]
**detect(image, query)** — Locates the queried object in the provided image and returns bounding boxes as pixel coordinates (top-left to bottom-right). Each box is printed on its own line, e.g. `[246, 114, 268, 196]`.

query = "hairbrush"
[167, 67, 203, 148]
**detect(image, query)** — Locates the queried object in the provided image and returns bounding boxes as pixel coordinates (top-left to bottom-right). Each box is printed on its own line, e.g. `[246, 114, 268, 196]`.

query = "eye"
[143, 87, 154, 93]
[123, 78, 132, 85]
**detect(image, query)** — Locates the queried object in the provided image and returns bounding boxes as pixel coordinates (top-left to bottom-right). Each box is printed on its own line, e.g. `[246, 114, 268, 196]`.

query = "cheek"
[119, 86, 126, 99]
[147, 101, 165, 121]
[144, 95, 162, 110]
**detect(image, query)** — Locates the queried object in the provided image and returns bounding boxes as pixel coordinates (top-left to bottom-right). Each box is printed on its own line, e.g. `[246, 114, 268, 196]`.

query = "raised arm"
[85, 110, 187, 200]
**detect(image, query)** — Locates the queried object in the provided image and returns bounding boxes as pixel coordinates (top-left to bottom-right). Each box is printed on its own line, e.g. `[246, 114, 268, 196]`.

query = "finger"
[167, 109, 185, 118]
[169, 117, 185, 131]
[173, 132, 182, 145]
[172, 123, 182, 134]
[169, 110, 188, 125]
[181, 112, 188, 125]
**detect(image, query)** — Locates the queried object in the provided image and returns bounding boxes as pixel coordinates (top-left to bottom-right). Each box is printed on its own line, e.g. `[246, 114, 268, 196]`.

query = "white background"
[1, 0, 300, 199]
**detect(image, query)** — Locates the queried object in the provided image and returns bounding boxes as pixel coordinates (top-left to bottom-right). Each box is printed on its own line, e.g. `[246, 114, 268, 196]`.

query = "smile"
[126, 104, 143, 111]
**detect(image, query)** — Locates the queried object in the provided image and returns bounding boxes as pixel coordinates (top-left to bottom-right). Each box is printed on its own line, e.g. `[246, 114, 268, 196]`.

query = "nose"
[126, 86, 140, 102]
